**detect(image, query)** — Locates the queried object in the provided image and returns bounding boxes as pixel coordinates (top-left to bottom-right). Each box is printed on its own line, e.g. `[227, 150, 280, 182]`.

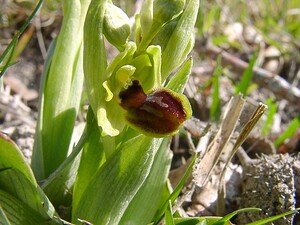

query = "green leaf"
[0, 190, 50, 225]
[0, 132, 57, 222]
[32, 0, 91, 179]
[0, 132, 36, 184]
[0, 168, 54, 220]
[152, 0, 185, 29]
[84, 0, 113, 136]
[72, 108, 106, 211]
[40, 126, 87, 211]
[138, 0, 185, 52]
[139, 0, 153, 42]
[119, 138, 172, 224]
[31, 38, 56, 180]
[72, 135, 164, 224]
[151, 16, 180, 52]
[0, 197, 12, 225]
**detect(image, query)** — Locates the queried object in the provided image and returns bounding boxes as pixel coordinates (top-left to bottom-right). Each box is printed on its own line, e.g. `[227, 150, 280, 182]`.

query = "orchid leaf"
[73, 135, 166, 224]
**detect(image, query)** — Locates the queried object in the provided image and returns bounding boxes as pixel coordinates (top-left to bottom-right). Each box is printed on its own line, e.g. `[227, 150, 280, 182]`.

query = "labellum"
[119, 80, 191, 137]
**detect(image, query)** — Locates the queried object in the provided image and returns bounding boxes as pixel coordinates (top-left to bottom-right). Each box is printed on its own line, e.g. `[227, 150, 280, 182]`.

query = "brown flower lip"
[119, 80, 188, 136]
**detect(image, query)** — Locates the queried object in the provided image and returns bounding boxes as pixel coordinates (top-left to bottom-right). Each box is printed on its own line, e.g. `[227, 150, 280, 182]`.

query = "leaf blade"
[73, 135, 163, 224]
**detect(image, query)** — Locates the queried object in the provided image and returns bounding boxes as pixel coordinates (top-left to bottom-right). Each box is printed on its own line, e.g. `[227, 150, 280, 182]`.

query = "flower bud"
[119, 80, 191, 137]
[151, 17, 179, 51]
[138, 0, 185, 51]
[140, 0, 153, 39]
[103, 3, 131, 50]
[153, 0, 185, 26]
[160, 0, 199, 80]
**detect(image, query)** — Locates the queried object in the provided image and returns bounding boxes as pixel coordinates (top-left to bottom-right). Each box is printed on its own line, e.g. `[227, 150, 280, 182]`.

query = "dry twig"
[196, 40, 300, 110]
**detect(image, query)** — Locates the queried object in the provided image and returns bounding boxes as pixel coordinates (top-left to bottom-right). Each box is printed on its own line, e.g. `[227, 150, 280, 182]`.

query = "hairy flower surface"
[119, 80, 191, 137]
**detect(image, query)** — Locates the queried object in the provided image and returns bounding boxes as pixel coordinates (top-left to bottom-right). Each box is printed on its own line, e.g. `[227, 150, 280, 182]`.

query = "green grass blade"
[246, 208, 300, 225]
[165, 201, 175, 225]
[210, 57, 222, 122]
[0, 38, 17, 79]
[0, 0, 43, 78]
[203, 5, 221, 34]
[153, 153, 197, 224]
[261, 98, 277, 136]
[213, 208, 261, 225]
[195, 0, 204, 37]
[235, 50, 258, 96]
[274, 115, 300, 147]
[174, 217, 222, 225]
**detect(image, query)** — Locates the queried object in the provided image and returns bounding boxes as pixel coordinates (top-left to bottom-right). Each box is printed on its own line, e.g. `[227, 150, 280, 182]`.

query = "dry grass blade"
[192, 95, 245, 188]
[217, 101, 268, 214]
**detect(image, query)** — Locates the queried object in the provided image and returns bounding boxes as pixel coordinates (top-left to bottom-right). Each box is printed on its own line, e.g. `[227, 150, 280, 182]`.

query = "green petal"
[115, 65, 136, 84]
[97, 106, 125, 137]
[134, 45, 162, 91]
[103, 80, 114, 102]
